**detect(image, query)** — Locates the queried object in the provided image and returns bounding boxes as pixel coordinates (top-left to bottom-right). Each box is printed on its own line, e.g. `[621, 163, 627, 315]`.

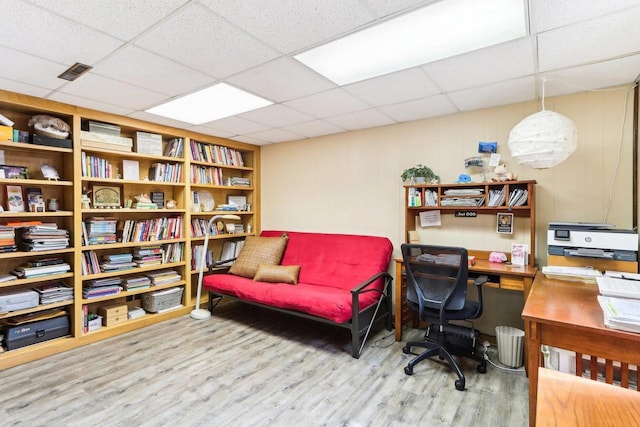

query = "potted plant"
[401, 164, 439, 184]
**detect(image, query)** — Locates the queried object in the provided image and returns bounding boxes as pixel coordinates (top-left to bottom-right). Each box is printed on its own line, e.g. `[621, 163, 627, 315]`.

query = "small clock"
[216, 220, 225, 234]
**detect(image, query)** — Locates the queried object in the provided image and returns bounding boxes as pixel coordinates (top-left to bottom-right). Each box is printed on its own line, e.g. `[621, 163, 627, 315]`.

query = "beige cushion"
[254, 264, 301, 285]
[229, 234, 288, 279]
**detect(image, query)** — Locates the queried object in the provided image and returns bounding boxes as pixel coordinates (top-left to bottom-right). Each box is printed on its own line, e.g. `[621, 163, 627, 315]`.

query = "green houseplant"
[401, 164, 439, 184]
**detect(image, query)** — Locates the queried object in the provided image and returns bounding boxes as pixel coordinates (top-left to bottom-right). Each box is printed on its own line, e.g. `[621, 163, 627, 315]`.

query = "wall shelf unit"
[0, 89, 260, 369]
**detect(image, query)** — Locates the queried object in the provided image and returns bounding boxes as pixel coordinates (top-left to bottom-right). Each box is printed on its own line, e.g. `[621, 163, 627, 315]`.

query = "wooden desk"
[536, 367, 640, 426]
[394, 256, 537, 341]
[522, 273, 640, 427]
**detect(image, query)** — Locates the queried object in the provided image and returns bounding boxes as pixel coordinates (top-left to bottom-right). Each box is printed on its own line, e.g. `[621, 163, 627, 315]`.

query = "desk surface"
[523, 273, 640, 427]
[536, 367, 640, 427]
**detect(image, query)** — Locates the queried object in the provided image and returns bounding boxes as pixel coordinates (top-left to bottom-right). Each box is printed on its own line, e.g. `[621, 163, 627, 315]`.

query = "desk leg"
[526, 319, 541, 427]
[394, 261, 403, 341]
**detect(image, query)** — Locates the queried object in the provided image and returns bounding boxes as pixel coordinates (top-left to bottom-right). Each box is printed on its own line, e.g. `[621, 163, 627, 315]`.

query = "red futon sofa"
[203, 230, 393, 358]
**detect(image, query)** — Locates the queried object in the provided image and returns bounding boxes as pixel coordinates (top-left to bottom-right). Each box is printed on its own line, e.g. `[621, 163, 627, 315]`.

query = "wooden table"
[394, 255, 537, 341]
[522, 273, 640, 427]
[536, 367, 640, 426]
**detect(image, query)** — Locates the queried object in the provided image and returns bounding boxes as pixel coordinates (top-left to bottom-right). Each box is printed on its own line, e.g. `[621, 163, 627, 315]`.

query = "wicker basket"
[142, 287, 183, 313]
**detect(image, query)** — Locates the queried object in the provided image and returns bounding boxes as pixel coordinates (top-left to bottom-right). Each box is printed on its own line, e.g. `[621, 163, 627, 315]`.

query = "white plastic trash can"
[495, 326, 525, 368]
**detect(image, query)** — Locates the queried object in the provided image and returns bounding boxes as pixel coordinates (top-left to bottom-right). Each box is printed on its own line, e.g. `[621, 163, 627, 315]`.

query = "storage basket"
[142, 287, 183, 313]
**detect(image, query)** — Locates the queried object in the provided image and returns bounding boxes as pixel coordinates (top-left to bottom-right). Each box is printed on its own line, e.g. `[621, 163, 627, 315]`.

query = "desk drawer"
[500, 275, 524, 291]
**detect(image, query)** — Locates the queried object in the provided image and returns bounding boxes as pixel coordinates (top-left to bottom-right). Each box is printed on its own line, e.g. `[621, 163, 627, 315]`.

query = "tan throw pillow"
[254, 264, 301, 285]
[229, 235, 288, 279]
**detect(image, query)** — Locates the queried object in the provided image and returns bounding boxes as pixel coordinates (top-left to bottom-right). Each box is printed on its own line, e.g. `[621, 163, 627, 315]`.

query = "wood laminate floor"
[0, 301, 529, 426]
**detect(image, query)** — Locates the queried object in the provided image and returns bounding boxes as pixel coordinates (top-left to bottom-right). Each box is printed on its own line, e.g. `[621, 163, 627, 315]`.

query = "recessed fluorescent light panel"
[294, 0, 526, 85]
[146, 83, 272, 124]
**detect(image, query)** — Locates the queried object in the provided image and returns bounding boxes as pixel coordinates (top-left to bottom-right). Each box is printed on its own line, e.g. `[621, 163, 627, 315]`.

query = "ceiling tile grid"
[0, 0, 638, 145]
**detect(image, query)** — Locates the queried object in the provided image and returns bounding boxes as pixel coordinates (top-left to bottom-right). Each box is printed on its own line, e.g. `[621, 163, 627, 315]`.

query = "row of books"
[81, 152, 115, 178]
[190, 165, 224, 186]
[190, 140, 244, 166]
[596, 271, 640, 333]
[163, 138, 184, 158]
[120, 216, 183, 243]
[81, 243, 184, 276]
[148, 162, 182, 183]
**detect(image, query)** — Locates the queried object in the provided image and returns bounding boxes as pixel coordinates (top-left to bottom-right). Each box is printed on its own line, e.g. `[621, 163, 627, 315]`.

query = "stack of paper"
[596, 271, 640, 333]
[542, 266, 602, 283]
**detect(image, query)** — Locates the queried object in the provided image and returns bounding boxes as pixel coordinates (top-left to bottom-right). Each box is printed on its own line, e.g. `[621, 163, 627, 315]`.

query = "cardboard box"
[135, 131, 162, 156]
[99, 304, 128, 326]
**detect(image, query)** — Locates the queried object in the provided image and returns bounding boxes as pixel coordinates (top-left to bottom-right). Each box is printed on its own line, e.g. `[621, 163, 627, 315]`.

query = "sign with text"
[454, 210, 477, 218]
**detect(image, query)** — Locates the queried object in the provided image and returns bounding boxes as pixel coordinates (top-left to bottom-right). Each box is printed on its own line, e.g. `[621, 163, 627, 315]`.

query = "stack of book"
[18, 224, 69, 251]
[83, 277, 122, 298]
[229, 176, 250, 186]
[100, 253, 136, 272]
[133, 246, 164, 266]
[13, 259, 71, 279]
[33, 282, 74, 304]
[128, 306, 146, 319]
[0, 225, 16, 252]
[84, 217, 117, 245]
[122, 276, 151, 291]
[597, 271, 640, 333]
[146, 269, 181, 286]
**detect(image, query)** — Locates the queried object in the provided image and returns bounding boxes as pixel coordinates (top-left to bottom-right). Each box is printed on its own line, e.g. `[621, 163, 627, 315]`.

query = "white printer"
[548, 222, 639, 271]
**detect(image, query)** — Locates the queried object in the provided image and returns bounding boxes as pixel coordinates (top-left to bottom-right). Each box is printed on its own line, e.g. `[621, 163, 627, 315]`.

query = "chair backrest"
[401, 244, 469, 312]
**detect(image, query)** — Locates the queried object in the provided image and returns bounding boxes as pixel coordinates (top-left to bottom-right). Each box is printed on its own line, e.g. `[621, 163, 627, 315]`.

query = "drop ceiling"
[2, 0, 640, 145]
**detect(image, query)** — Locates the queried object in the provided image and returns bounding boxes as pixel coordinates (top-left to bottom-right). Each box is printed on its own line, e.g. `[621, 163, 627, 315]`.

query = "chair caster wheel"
[455, 379, 465, 391]
[402, 346, 410, 354]
[477, 363, 487, 374]
[404, 366, 413, 375]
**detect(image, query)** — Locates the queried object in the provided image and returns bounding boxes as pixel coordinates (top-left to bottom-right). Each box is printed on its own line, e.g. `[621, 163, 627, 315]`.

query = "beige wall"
[260, 86, 636, 334]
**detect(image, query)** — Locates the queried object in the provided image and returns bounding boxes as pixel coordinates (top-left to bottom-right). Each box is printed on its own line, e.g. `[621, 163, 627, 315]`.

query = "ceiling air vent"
[58, 62, 93, 81]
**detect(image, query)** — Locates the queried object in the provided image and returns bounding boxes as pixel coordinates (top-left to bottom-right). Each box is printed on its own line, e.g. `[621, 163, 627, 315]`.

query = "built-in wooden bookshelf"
[0, 89, 260, 369]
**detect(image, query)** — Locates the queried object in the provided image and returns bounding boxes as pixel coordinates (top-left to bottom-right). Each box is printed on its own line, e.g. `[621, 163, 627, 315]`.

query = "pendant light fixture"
[508, 78, 578, 169]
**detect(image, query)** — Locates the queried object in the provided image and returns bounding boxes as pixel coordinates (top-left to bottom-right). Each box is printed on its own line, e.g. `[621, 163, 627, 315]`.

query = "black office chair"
[401, 244, 488, 391]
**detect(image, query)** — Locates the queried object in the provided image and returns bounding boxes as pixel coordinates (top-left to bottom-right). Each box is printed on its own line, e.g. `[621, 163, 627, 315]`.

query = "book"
[5, 185, 24, 212]
[122, 160, 140, 180]
[25, 187, 45, 213]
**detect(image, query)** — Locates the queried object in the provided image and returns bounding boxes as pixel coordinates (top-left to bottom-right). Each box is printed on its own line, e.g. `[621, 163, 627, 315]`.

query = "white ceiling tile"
[542, 55, 640, 97]
[360, 0, 437, 17]
[344, 68, 440, 107]
[0, 77, 52, 99]
[92, 45, 215, 97]
[135, 3, 280, 78]
[281, 120, 345, 138]
[423, 38, 535, 92]
[48, 92, 134, 117]
[538, 6, 640, 72]
[379, 94, 458, 122]
[128, 110, 195, 129]
[284, 88, 370, 118]
[185, 125, 235, 139]
[0, 0, 123, 65]
[530, 0, 640, 33]
[325, 109, 396, 130]
[202, 116, 271, 135]
[27, 0, 190, 40]
[244, 128, 304, 143]
[239, 104, 314, 128]
[0, 47, 69, 90]
[448, 76, 536, 111]
[230, 134, 271, 145]
[199, 0, 374, 53]
[227, 57, 335, 102]
[58, 74, 167, 111]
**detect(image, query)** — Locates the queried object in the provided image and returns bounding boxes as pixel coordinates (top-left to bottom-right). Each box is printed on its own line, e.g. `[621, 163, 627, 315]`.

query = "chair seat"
[408, 300, 480, 321]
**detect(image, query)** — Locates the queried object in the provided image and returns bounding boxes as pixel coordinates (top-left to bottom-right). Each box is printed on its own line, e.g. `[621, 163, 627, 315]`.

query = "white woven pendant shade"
[508, 110, 578, 169]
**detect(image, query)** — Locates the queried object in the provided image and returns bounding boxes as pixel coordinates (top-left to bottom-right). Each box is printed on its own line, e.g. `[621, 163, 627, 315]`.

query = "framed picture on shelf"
[40, 164, 60, 180]
[497, 213, 514, 234]
[0, 165, 28, 179]
[92, 184, 121, 209]
[25, 187, 45, 213]
[228, 195, 247, 211]
[5, 184, 25, 212]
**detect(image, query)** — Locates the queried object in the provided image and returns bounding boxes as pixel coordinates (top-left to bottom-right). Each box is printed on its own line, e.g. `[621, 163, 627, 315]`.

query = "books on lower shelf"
[596, 270, 640, 333]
